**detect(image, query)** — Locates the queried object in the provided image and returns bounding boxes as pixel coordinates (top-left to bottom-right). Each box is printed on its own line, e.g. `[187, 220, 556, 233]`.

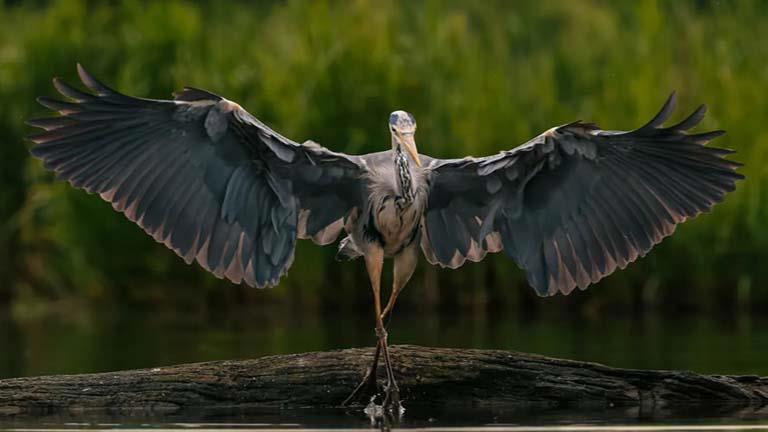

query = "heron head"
[389, 110, 421, 166]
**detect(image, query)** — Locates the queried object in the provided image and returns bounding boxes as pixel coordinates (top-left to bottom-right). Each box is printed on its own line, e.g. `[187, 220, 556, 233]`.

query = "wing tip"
[26, 131, 48, 144]
[637, 91, 678, 131]
[75, 62, 88, 81]
[76, 62, 114, 95]
[51, 76, 66, 95]
[688, 129, 726, 144]
[667, 104, 708, 132]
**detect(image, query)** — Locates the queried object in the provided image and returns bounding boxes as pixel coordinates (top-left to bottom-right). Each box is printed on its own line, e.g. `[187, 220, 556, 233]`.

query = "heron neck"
[394, 146, 414, 203]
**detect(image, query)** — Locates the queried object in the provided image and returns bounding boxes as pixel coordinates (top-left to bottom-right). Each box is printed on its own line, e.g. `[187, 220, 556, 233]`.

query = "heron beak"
[401, 134, 421, 167]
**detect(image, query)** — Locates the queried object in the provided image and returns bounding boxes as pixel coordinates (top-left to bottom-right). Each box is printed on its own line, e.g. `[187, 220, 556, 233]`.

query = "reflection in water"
[0, 314, 23, 378]
[1, 303, 766, 379]
[1, 404, 768, 430]
[1, 301, 767, 430]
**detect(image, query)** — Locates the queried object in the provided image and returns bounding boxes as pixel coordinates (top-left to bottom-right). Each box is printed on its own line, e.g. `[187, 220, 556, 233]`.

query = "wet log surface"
[0, 345, 766, 416]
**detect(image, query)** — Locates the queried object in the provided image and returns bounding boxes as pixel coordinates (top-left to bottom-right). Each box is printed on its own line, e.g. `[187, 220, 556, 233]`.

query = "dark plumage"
[28, 66, 743, 412]
[422, 94, 742, 296]
[29, 65, 364, 289]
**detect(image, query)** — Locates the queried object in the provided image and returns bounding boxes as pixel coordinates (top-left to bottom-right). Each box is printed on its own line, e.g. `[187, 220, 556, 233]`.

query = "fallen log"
[0, 345, 766, 416]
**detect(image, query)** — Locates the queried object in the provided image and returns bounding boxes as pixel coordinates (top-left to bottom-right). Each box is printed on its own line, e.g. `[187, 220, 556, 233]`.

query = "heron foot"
[382, 379, 402, 415]
[365, 395, 404, 429]
[348, 361, 402, 415]
[341, 363, 380, 407]
[378, 331, 403, 416]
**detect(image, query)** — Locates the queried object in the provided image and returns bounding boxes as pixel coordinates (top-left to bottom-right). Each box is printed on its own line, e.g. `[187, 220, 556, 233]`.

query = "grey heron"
[28, 65, 743, 412]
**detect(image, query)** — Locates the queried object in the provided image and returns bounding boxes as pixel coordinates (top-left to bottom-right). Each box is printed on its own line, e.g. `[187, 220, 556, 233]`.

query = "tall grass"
[1, 0, 766, 314]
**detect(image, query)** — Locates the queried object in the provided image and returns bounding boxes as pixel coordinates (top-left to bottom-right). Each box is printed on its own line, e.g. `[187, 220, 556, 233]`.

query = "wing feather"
[29, 65, 365, 288]
[424, 94, 743, 296]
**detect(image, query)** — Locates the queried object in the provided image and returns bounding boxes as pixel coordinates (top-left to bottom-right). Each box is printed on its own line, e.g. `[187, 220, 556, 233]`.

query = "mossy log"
[0, 345, 766, 416]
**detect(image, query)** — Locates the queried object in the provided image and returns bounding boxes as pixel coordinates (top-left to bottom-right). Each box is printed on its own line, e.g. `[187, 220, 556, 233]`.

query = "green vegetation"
[1, 0, 766, 316]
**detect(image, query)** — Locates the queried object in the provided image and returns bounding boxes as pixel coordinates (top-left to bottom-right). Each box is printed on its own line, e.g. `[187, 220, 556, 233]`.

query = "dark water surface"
[1, 304, 767, 429]
[1, 405, 768, 431]
[1, 304, 766, 378]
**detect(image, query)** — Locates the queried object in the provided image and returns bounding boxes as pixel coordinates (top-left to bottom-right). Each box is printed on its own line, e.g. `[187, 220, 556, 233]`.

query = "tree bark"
[0, 345, 765, 416]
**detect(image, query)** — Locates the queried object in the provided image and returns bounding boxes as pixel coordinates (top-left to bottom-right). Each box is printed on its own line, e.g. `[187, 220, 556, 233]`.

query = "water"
[1, 405, 768, 430]
[1, 304, 766, 378]
[1, 304, 767, 430]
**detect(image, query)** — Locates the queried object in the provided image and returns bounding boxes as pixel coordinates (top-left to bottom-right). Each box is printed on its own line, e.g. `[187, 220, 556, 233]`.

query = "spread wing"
[422, 93, 743, 296]
[28, 64, 366, 288]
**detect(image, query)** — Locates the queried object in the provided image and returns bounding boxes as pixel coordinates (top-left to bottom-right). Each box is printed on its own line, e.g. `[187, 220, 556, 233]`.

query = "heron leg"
[378, 322, 400, 413]
[342, 247, 385, 407]
[342, 341, 381, 407]
[381, 245, 418, 322]
[378, 247, 420, 413]
[367, 247, 402, 413]
[343, 246, 411, 413]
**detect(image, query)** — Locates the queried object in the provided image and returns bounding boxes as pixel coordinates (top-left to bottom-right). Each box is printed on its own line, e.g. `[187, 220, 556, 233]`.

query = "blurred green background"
[0, 0, 766, 378]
